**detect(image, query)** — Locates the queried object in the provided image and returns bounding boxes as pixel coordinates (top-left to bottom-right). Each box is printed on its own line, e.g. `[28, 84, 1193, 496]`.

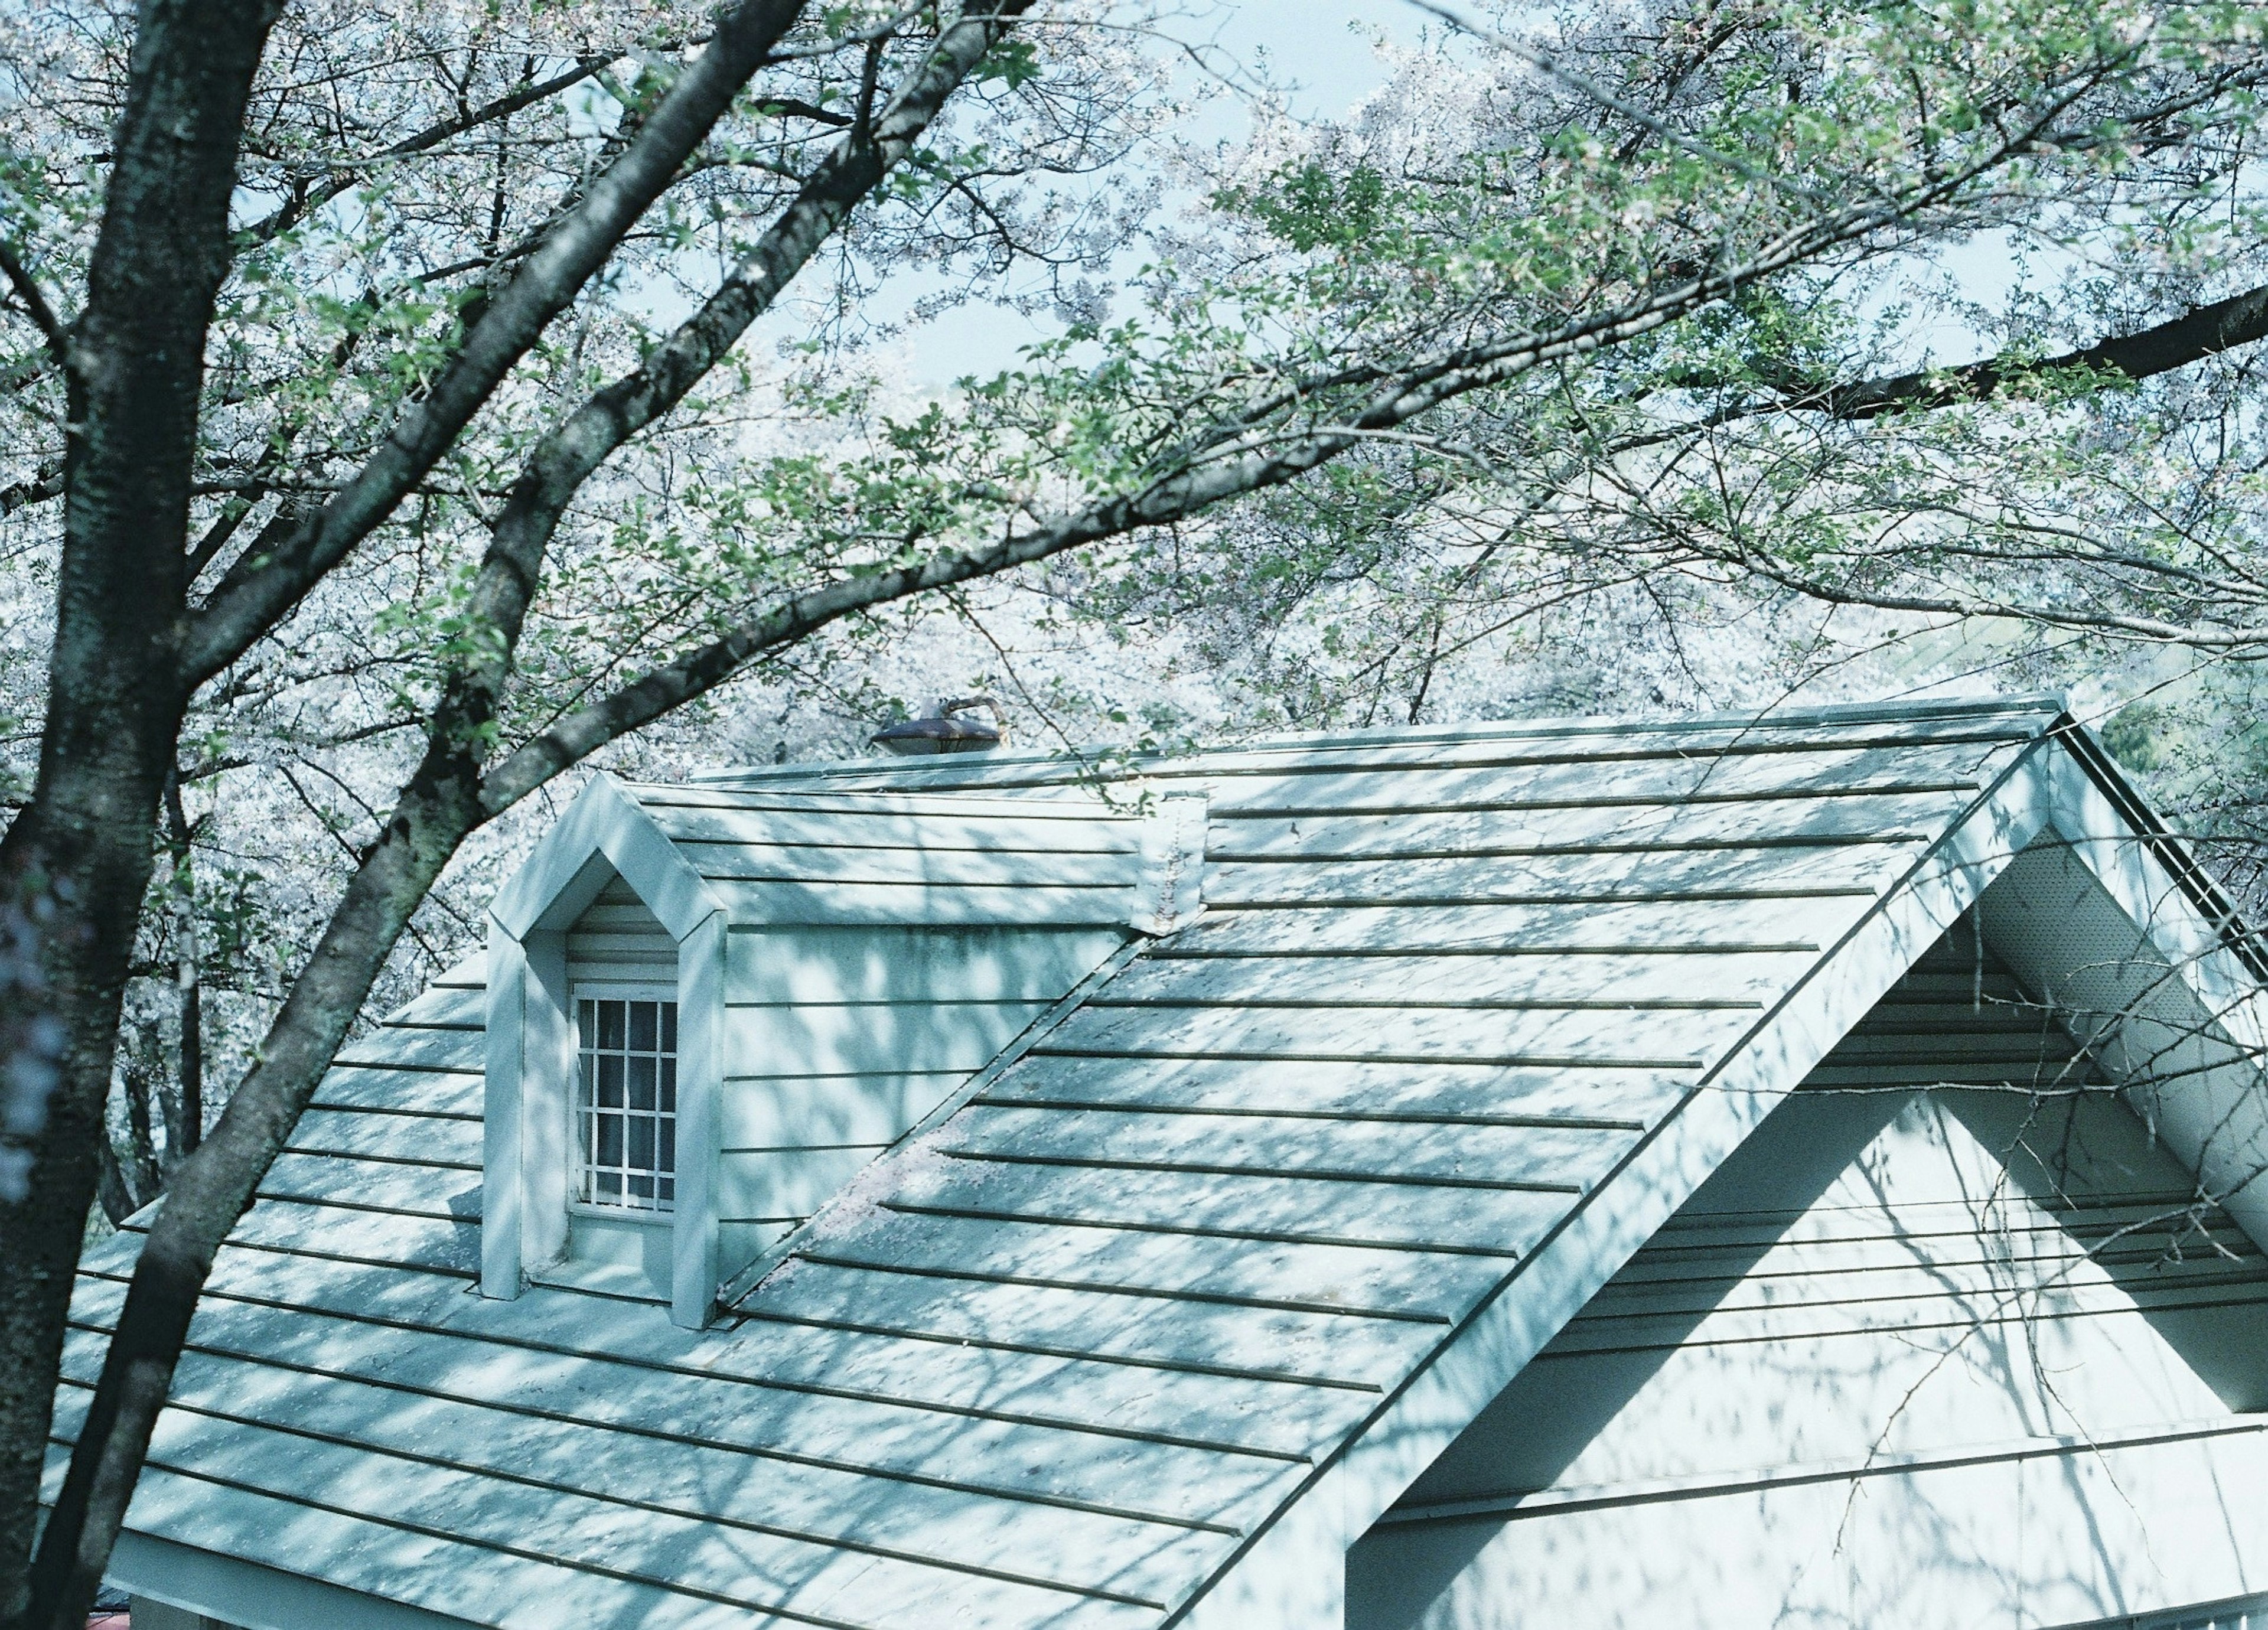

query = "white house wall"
[481, 777, 1160, 1321]
[1353, 1429, 2268, 1630]
[715, 923, 1125, 1261]
[1350, 933, 2268, 1630]
[80, 697, 2240, 1630]
[1317, 712, 2061, 1593]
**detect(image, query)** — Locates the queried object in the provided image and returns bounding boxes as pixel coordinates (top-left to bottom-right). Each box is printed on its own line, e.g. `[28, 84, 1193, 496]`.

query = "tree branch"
[480, 172, 1980, 810]
[0, 243, 67, 369]
[441, 1, 1036, 754]
[35, 11, 1035, 1624]
[0, 464, 61, 519]
[234, 50, 639, 247]
[1820, 281, 2268, 418]
[179, 0, 814, 687]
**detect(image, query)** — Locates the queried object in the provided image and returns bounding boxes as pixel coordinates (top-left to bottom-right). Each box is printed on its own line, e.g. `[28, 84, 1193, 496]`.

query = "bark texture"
[23, 14, 1028, 1628]
[1824, 281, 2268, 416]
[0, 1, 282, 1617]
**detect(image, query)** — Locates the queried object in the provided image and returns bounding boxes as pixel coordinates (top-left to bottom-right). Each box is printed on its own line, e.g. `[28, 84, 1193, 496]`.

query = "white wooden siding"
[72, 696, 2249, 1630]
[714, 925, 1122, 1246]
[565, 873, 674, 980]
[549, 866, 1129, 1270]
[1351, 933, 2268, 1630]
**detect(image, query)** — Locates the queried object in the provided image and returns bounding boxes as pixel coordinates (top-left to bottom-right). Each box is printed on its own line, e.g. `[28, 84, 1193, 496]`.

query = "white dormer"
[480, 775, 1203, 1328]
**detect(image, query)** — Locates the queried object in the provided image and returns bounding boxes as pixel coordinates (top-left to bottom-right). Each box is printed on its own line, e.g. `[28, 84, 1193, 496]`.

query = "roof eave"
[1169, 718, 2268, 1629]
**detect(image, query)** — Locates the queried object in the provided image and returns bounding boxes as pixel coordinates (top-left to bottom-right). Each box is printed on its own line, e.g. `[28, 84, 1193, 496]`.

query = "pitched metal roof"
[64, 694, 2178, 1630]
[494, 776, 1185, 933]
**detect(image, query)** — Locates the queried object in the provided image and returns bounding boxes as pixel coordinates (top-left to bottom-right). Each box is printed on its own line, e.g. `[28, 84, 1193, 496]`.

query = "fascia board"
[109, 1531, 484, 1630]
[2018, 742, 2268, 1250]
[2042, 742, 2268, 1052]
[1163, 741, 2061, 1627]
[490, 775, 724, 943]
[479, 920, 530, 1298]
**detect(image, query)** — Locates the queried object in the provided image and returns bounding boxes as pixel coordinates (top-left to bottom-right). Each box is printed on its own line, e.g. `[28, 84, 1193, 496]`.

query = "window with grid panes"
[575, 995, 677, 1211]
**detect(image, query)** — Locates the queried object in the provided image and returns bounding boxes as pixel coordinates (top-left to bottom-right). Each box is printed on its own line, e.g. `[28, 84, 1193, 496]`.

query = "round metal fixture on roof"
[869, 695, 1007, 755]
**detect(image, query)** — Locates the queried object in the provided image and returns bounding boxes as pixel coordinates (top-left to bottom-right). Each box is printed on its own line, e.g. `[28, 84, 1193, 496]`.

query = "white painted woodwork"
[1348, 931, 2268, 1630]
[480, 774, 1148, 1326]
[70, 697, 2268, 1630]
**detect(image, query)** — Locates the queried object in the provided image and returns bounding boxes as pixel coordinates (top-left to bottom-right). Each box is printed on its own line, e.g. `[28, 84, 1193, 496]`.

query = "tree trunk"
[0, 1, 282, 1618]
[26, 746, 487, 1630]
[20, 15, 1035, 1624]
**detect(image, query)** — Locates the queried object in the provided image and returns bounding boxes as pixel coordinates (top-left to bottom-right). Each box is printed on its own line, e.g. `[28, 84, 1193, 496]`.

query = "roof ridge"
[684, 692, 2068, 791]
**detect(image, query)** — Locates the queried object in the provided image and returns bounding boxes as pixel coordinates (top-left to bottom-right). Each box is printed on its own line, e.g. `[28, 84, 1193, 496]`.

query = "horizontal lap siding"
[66, 1252, 1340, 1467]
[80, 1385, 1168, 1629]
[1169, 894, 1882, 957]
[314, 1062, 483, 1116]
[51, 1346, 1200, 1624]
[1201, 837, 1917, 908]
[568, 876, 674, 980]
[1100, 948, 1813, 1009]
[638, 792, 1157, 929]
[1210, 795, 1954, 860]
[687, 841, 1142, 889]
[1034, 1000, 1749, 1070]
[1190, 740, 2009, 819]
[887, 1155, 1579, 1258]
[753, 1251, 1445, 1397]
[335, 1020, 485, 1073]
[977, 1054, 1686, 1129]
[1353, 1429, 2268, 1630]
[722, 705, 2042, 801]
[717, 927, 1124, 1237]
[78, 704, 2070, 1630]
[261, 1152, 478, 1218]
[61, 1266, 1278, 1587]
[711, 718, 2047, 1627]
[86, 1459, 715, 1630]
[937, 1103, 1637, 1192]
[217, 1202, 480, 1276]
[728, 997, 1054, 1078]
[728, 927, 1122, 1008]
[1379, 928, 2268, 1586]
[632, 787, 1148, 851]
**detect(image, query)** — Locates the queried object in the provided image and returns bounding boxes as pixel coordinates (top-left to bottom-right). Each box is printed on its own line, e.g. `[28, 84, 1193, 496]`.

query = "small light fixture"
[869, 695, 1008, 756]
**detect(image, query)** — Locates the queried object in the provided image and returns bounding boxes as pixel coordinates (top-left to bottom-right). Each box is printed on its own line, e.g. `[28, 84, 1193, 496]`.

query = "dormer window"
[481, 772, 1168, 1329]
[576, 993, 677, 1212]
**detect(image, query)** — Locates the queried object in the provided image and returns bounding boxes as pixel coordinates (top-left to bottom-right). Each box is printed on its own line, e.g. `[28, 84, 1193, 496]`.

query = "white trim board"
[491, 776, 723, 943]
[483, 775, 727, 1329]
[1172, 722, 2268, 1626]
[110, 1531, 482, 1630]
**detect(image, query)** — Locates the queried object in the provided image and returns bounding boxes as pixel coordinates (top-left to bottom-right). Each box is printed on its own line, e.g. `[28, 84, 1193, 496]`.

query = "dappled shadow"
[1348, 928, 2268, 1630]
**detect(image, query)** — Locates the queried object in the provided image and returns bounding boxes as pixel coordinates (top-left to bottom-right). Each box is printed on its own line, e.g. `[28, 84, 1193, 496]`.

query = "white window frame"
[483, 777, 731, 1329]
[568, 980, 680, 1222]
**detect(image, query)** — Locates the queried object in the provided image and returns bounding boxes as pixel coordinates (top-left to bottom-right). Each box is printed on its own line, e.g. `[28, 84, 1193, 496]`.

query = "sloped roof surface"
[610, 783, 1165, 925]
[57, 696, 2077, 1630]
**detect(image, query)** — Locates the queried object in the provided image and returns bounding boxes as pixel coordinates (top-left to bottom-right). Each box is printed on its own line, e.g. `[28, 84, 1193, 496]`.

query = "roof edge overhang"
[1175, 713, 2268, 1627]
[1992, 726, 2268, 1250]
[107, 1529, 483, 1630]
[490, 775, 724, 943]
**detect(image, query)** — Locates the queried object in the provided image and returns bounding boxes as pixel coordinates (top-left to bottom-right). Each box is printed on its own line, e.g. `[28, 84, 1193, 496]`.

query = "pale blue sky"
[897, 1, 1429, 385]
[889, 0, 2021, 387]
